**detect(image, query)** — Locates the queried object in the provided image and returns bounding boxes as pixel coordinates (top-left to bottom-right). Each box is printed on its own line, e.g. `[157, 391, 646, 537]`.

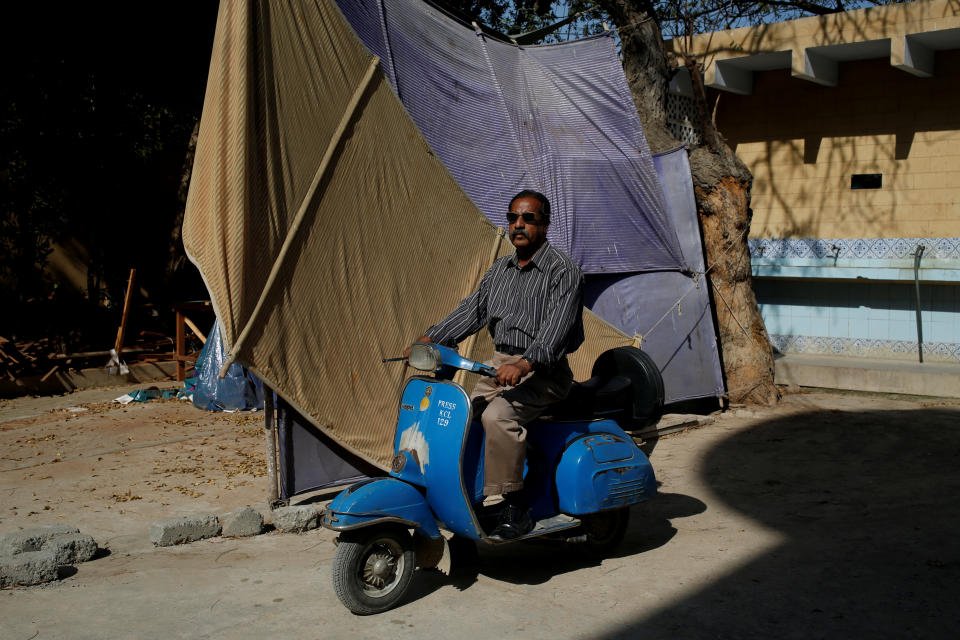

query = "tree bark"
[598, 0, 779, 405]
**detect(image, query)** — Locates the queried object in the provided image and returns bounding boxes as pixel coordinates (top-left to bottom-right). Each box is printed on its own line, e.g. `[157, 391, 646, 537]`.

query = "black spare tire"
[591, 346, 664, 428]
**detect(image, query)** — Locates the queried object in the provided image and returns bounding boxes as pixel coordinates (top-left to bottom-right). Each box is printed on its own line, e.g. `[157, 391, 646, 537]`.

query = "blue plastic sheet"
[192, 320, 265, 412]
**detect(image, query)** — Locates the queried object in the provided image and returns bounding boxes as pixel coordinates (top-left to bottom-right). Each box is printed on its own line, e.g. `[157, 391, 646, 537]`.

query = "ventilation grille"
[666, 92, 702, 147]
[603, 477, 646, 506]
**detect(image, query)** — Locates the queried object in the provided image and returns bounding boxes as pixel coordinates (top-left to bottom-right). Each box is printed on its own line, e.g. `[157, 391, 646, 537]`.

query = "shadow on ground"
[598, 407, 960, 639]
[475, 492, 704, 586]
[400, 491, 705, 609]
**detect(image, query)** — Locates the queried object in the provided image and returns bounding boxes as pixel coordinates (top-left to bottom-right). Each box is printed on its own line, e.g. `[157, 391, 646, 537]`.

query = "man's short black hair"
[509, 189, 551, 224]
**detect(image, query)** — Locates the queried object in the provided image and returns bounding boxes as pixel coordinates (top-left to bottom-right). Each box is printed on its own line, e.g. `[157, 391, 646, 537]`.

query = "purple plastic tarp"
[585, 148, 725, 403]
[337, 0, 687, 274]
[276, 397, 379, 499]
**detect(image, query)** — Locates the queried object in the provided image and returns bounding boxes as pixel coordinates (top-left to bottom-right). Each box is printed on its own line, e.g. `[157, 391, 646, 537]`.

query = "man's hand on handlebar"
[496, 358, 532, 386]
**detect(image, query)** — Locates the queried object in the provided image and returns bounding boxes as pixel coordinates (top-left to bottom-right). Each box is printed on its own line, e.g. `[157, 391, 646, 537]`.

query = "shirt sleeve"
[424, 267, 492, 347]
[522, 264, 584, 368]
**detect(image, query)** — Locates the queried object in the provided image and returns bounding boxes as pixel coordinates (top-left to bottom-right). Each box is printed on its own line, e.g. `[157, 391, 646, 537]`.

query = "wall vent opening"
[851, 173, 882, 189]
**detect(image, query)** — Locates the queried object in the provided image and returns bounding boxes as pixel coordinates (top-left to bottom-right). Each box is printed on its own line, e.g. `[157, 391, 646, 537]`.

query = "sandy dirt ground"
[1, 385, 959, 639]
[0, 383, 268, 552]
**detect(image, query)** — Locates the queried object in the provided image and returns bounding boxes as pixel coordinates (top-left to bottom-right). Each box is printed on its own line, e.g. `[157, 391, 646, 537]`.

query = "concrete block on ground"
[272, 505, 319, 532]
[221, 506, 264, 538]
[0, 550, 59, 587]
[41, 533, 98, 565]
[0, 525, 80, 557]
[150, 514, 221, 547]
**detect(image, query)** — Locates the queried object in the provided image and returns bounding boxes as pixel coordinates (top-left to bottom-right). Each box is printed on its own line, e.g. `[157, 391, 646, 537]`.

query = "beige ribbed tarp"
[183, 0, 633, 469]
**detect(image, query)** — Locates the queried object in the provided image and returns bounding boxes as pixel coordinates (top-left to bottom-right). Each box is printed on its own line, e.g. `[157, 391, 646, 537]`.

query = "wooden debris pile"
[0, 273, 211, 392]
[0, 331, 202, 385]
[0, 336, 59, 384]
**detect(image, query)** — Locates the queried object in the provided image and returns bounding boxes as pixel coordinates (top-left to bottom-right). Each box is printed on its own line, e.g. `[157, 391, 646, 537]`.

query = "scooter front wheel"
[332, 525, 416, 615]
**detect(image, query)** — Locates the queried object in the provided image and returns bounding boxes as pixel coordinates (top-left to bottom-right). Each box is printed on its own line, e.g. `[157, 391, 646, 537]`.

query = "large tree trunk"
[598, 0, 779, 405]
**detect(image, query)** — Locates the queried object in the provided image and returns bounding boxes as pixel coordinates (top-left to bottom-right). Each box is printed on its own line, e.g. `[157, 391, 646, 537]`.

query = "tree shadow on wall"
[719, 49, 960, 240]
[598, 405, 960, 639]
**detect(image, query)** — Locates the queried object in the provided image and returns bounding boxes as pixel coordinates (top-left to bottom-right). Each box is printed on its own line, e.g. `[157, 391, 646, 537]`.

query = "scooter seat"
[540, 375, 632, 422]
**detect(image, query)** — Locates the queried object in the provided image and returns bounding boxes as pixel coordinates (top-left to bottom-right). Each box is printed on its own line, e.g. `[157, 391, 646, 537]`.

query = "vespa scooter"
[321, 342, 663, 614]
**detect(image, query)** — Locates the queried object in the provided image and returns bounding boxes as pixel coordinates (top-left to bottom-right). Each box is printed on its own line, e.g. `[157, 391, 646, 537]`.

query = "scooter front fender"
[321, 477, 441, 539]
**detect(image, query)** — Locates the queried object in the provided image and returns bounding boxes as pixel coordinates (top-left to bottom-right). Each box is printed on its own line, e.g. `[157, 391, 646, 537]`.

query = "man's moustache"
[511, 229, 530, 240]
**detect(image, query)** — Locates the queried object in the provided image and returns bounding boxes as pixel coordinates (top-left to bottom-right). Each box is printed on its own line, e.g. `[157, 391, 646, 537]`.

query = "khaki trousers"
[471, 351, 574, 495]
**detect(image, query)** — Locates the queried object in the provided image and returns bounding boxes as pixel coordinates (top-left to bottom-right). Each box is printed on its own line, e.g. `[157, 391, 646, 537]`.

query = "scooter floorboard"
[483, 513, 581, 544]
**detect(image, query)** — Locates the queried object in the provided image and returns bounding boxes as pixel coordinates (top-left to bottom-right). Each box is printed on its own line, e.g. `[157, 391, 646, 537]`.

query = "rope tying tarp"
[632, 225, 749, 349]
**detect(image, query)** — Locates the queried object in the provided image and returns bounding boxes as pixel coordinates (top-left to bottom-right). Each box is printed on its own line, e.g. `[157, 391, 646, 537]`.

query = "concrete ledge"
[775, 354, 960, 398]
[272, 506, 319, 533]
[0, 525, 80, 556]
[221, 507, 264, 538]
[0, 551, 58, 588]
[41, 533, 98, 565]
[0, 361, 178, 398]
[150, 514, 221, 547]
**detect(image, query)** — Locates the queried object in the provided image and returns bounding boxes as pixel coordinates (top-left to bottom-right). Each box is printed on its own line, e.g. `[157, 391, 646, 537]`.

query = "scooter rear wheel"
[332, 525, 416, 615]
[578, 507, 630, 556]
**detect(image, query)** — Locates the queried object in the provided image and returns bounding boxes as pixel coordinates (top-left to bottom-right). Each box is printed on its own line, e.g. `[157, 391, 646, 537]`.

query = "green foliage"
[453, 0, 605, 41]
[442, 0, 908, 41]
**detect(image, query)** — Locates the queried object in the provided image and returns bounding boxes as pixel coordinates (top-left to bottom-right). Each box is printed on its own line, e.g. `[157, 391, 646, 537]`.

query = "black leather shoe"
[490, 504, 533, 540]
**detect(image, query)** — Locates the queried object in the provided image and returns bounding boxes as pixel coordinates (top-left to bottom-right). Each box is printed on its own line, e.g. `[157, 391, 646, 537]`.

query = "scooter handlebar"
[477, 365, 497, 377]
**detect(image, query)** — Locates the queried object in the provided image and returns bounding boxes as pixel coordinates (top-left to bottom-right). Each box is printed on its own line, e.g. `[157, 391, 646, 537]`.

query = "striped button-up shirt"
[426, 240, 584, 368]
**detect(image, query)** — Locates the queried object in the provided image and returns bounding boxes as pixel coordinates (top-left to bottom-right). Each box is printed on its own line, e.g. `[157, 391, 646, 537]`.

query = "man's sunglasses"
[506, 212, 542, 224]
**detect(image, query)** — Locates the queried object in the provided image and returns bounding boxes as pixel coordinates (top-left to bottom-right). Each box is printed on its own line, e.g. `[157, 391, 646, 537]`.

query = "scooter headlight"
[408, 342, 441, 372]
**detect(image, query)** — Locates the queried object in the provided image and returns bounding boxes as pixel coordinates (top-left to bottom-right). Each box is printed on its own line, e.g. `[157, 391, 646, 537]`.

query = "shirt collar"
[508, 240, 552, 270]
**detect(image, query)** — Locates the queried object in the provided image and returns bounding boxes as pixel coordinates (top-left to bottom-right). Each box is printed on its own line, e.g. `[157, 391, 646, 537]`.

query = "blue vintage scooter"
[321, 342, 663, 614]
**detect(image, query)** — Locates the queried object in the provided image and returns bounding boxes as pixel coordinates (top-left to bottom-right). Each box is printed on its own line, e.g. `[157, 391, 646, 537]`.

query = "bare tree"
[595, 0, 781, 404]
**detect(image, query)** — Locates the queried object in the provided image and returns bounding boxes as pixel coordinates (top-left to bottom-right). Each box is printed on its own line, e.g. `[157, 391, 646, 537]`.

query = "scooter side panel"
[554, 429, 657, 515]
[462, 420, 486, 505]
[392, 377, 484, 539]
[525, 419, 643, 519]
[322, 477, 440, 538]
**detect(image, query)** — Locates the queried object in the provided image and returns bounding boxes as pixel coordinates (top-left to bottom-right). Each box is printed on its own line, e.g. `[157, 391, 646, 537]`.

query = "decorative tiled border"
[750, 237, 960, 260]
[770, 334, 960, 363]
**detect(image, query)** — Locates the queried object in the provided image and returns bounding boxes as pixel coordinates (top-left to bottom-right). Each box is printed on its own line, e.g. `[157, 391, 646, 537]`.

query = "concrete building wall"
[718, 51, 960, 240]
[716, 50, 960, 363]
[669, 0, 960, 365]
[755, 279, 960, 362]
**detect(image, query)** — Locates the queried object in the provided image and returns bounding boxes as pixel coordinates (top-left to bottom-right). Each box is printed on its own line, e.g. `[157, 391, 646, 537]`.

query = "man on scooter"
[405, 190, 584, 539]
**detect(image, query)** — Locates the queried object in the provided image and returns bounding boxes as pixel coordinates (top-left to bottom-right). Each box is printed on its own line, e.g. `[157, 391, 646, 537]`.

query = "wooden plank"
[40, 365, 59, 382]
[176, 309, 186, 382]
[114, 268, 137, 356]
[628, 414, 717, 441]
[182, 315, 207, 345]
[49, 348, 151, 360]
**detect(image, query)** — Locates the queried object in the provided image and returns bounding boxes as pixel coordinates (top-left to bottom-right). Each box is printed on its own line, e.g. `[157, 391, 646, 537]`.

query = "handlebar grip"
[479, 365, 497, 377]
